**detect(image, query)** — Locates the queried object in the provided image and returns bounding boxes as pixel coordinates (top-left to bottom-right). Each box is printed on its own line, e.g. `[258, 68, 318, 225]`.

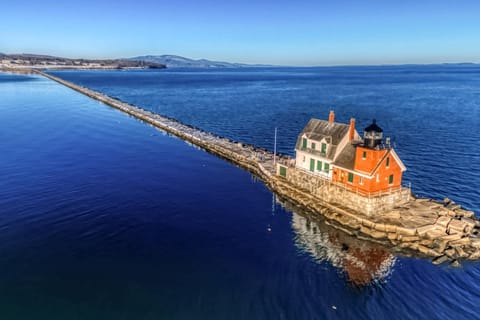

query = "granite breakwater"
[34, 69, 480, 265]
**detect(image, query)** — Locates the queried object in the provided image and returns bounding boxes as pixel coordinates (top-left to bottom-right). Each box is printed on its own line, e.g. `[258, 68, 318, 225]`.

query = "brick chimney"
[328, 110, 335, 123]
[349, 118, 356, 141]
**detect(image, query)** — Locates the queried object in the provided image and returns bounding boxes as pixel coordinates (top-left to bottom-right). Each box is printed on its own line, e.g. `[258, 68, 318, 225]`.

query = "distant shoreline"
[0, 53, 165, 71]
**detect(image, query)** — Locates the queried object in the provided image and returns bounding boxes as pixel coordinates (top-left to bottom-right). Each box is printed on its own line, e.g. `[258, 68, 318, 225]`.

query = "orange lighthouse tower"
[349, 119, 406, 193]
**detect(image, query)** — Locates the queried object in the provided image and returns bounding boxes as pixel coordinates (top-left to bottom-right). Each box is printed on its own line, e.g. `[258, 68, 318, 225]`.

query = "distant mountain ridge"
[130, 54, 272, 68]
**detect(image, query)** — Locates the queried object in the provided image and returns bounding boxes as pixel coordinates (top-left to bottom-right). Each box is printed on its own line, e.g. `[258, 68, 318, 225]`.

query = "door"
[310, 159, 315, 172]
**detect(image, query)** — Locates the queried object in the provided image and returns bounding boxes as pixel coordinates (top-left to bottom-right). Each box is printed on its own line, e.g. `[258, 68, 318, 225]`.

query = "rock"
[448, 219, 468, 235]
[432, 255, 449, 265]
[446, 210, 458, 217]
[417, 225, 439, 237]
[387, 233, 397, 241]
[450, 260, 461, 268]
[402, 235, 420, 242]
[385, 225, 398, 233]
[420, 239, 433, 246]
[436, 216, 452, 228]
[432, 239, 448, 253]
[361, 219, 375, 228]
[418, 245, 437, 256]
[447, 203, 461, 210]
[461, 218, 476, 232]
[449, 237, 472, 247]
[468, 250, 480, 260]
[462, 210, 475, 218]
[396, 226, 417, 236]
[455, 246, 468, 258]
[439, 233, 463, 241]
[470, 239, 480, 249]
[445, 248, 456, 258]
[365, 229, 386, 239]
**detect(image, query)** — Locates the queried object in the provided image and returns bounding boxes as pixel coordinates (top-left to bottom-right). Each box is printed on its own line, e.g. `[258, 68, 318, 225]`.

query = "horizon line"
[1, 52, 479, 68]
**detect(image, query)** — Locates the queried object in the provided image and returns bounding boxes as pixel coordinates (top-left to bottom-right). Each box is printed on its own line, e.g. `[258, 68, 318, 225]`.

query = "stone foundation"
[279, 165, 410, 216]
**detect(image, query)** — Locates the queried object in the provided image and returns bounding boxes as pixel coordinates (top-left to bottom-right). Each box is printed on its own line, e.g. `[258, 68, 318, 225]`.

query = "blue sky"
[1, 0, 479, 65]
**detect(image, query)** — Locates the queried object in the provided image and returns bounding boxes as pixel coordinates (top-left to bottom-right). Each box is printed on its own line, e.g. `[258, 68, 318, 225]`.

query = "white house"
[295, 111, 360, 178]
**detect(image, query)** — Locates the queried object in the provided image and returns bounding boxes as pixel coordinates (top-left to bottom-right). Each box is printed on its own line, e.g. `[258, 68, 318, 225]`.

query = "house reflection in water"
[291, 211, 396, 286]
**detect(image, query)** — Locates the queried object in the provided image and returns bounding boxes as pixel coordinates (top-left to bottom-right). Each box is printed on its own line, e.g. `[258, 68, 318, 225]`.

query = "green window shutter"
[310, 159, 315, 172]
[348, 172, 354, 183]
[321, 143, 326, 154]
[324, 163, 330, 173]
[311, 142, 316, 150]
[362, 151, 367, 159]
[389, 174, 394, 184]
[279, 166, 287, 177]
[386, 157, 390, 167]
[302, 138, 307, 149]
[317, 160, 322, 171]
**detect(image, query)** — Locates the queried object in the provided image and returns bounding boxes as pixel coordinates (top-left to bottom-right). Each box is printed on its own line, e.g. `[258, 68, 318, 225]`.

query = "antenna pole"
[273, 127, 277, 167]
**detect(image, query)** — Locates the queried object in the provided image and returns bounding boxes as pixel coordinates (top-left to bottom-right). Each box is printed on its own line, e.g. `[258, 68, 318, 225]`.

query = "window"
[386, 157, 390, 168]
[376, 174, 379, 183]
[311, 142, 316, 150]
[359, 177, 364, 185]
[321, 143, 327, 154]
[362, 151, 367, 159]
[302, 155, 305, 163]
[279, 166, 287, 177]
[348, 172, 354, 183]
[302, 138, 307, 149]
[324, 163, 330, 173]
[310, 159, 315, 172]
[317, 160, 322, 171]
[389, 174, 394, 184]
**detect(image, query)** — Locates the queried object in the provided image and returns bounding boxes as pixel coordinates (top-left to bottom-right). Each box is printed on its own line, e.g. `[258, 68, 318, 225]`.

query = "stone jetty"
[35, 70, 480, 265]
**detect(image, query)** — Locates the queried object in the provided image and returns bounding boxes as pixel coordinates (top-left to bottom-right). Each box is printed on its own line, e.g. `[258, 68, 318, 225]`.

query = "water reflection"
[290, 209, 396, 286]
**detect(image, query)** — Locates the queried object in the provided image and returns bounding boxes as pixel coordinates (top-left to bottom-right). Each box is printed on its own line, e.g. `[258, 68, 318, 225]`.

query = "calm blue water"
[1, 66, 479, 319]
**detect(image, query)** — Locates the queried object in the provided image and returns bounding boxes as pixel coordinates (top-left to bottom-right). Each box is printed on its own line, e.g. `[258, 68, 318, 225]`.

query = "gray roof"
[332, 143, 356, 170]
[296, 119, 350, 160]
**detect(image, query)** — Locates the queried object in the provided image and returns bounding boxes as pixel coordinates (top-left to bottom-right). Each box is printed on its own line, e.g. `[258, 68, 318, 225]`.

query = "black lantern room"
[363, 119, 383, 149]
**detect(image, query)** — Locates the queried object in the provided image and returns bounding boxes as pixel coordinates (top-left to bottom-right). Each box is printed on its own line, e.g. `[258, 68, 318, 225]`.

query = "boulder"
[402, 235, 420, 242]
[432, 255, 449, 265]
[449, 237, 472, 247]
[468, 250, 480, 260]
[385, 225, 398, 233]
[436, 216, 452, 228]
[445, 248, 456, 258]
[448, 219, 468, 235]
[396, 226, 417, 236]
[432, 239, 448, 253]
[417, 225, 436, 237]
[450, 260, 461, 268]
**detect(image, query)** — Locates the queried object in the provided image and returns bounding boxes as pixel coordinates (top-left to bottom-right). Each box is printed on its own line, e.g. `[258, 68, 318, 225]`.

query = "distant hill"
[1, 53, 166, 70]
[130, 54, 272, 68]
